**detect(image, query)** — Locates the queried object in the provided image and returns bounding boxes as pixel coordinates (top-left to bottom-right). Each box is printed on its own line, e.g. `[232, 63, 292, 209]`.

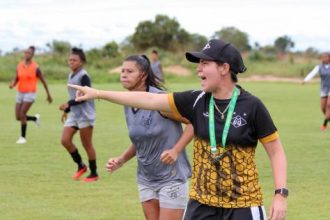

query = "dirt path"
[241, 75, 304, 83]
[110, 65, 318, 83]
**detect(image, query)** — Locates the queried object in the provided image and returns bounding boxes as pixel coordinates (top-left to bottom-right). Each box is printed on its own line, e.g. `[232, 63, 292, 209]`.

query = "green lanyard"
[209, 87, 239, 154]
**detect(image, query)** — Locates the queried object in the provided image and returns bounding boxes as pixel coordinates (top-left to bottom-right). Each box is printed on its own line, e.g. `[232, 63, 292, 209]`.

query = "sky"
[0, 0, 329, 53]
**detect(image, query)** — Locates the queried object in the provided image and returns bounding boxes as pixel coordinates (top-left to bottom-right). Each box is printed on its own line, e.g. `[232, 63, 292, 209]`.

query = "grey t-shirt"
[67, 69, 95, 121]
[124, 86, 191, 187]
[319, 64, 330, 88]
[151, 61, 163, 81]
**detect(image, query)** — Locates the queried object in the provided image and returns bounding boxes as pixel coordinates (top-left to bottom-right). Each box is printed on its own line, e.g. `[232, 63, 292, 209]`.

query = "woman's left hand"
[268, 194, 287, 220]
[160, 148, 178, 164]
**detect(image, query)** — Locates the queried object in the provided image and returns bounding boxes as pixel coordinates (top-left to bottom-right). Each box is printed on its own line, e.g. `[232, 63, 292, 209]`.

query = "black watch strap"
[275, 188, 289, 197]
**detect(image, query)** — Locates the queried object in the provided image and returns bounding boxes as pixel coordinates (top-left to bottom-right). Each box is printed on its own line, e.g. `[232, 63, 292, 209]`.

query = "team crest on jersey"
[232, 115, 247, 128]
[140, 114, 153, 129]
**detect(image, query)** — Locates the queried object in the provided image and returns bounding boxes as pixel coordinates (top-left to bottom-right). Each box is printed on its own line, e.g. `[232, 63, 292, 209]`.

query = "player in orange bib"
[9, 46, 53, 144]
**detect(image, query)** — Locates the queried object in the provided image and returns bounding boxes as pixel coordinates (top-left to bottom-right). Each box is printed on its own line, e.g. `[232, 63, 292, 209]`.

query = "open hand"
[268, 194, 287, 220]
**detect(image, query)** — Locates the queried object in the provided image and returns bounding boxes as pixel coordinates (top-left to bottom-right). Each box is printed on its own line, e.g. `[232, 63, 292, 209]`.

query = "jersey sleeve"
[65, 74, 90, 112]
[81, 74, 91, 87]
[168, 90, 200, 122]
[253, 98, 279, 144]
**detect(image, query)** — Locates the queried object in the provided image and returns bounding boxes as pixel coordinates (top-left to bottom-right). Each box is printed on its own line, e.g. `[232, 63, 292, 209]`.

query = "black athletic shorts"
[184, 199, 267, 220]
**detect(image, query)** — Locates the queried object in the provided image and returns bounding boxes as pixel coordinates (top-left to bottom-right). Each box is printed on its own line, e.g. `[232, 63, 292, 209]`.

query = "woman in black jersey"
[70, 39, 288, 220]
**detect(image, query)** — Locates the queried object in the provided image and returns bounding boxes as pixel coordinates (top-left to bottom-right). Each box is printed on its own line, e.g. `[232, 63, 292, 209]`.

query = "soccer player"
[303, 52, 330, 130]
[106, 55, 192, 220]
[150, 50, 164, 82]
[9, 46, 53, 144]
[70, 39, 288, 220]
[59, 48, 98, 182]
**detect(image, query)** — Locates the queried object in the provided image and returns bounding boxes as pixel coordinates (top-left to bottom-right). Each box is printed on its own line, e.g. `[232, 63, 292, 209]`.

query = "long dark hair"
[125, 55, 165, 90]
[71, 47, 87, 63]
[216, 61, 238, 83]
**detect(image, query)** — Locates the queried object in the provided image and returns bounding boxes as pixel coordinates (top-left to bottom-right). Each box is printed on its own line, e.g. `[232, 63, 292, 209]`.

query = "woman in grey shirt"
[59, 48, 98, 182]
[106, 55, 192, 220]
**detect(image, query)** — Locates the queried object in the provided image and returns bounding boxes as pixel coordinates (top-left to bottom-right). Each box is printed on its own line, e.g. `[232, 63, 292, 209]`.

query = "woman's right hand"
[61, 112, 67, 124]
[9, 81, 15, 89]
[67, 84, 98, 102]
[59, 103, 69, 111]
[106, 157, 125, 173]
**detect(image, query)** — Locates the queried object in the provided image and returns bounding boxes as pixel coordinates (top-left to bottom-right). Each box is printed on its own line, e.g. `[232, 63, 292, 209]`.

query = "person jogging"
[303, 52, 330, 130]
[59, 47, 98, 182]
[69, 39, 288, 220]
[106, 55, 192, 220]
[9, 46, 53, 144]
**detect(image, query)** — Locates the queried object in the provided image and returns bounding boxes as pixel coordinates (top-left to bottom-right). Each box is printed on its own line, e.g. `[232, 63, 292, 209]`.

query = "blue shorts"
[16, 92, 36, 103]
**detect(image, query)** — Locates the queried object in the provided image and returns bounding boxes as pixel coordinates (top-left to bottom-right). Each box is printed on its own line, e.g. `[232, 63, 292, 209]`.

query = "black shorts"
[184, 199, 267, 220]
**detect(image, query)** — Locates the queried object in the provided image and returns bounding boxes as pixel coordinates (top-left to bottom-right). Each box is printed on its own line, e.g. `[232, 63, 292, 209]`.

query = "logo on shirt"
[203, 112, 209, 118]
[232, 115, 247, 128]
[140, 114, 153, 129]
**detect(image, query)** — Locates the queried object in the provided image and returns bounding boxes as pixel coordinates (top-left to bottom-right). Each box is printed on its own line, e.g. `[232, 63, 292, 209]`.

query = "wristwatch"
[275, 188, 289, 197]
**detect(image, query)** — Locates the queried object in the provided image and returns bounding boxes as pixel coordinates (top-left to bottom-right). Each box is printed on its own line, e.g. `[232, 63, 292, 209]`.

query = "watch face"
[282, 188, 289, 196]
[275, 188, 289, 197]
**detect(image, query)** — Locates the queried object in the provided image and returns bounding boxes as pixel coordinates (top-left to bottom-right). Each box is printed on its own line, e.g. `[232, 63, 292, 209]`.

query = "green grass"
[0, 52, 319, 83]
[0, 81, 329, 220]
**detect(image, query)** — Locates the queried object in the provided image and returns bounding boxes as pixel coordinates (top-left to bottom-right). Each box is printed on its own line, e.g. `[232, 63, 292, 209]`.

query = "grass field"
[1, 81, 330, 220]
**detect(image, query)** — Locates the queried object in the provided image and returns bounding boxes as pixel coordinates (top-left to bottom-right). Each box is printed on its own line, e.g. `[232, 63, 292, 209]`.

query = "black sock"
[21, 124, 27, 138]
[26, 115, 36, 121]
[88, 160, 97, 176]
[323, 119, 328, 126]
[70, 149, 85, 169]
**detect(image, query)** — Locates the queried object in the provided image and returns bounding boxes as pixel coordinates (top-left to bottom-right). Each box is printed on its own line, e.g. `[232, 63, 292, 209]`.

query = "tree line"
[1, 14, 320, 59]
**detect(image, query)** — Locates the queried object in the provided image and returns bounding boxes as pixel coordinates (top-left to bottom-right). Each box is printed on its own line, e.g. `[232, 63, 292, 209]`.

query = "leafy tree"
[86, 41, 120, 70]
[261, 45, 276, 55]
[212, 27, 250, 51]
[188, 34, 208, 51]
[46, 40, 71, 55]
[103, 41, 119, 58]
[274, 35, 294, 53]
[304, 47, 319, 58]
[131, 14, 190, 51]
